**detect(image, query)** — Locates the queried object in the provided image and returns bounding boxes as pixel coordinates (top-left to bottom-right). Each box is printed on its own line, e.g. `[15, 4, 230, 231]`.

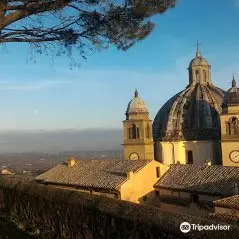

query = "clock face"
[129, 153, 139, 160]
[230, 150, 239, 163]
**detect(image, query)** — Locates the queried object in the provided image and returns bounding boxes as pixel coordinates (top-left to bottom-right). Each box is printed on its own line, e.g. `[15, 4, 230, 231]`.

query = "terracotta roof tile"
[154, 164, 239, 196]
[209, 213, 239, 223]
[35, 159, 151, 190]
[213, 195, 239, 210]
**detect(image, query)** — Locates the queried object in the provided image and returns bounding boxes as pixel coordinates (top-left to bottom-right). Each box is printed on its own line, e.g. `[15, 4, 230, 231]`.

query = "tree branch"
[0, 0, 176, 61]
[0, 1, 7, 29]
[0, 36, 62, 43]
[1, 0, 71, 29]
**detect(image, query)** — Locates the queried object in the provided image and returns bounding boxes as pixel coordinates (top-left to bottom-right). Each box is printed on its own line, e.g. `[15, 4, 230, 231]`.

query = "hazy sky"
[0, 0, 239, 130]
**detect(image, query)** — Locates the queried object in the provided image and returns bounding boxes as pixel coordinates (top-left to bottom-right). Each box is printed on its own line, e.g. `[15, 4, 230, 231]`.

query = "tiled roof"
[209, 213, 239, 223]
[0, 169, 14, 175]
[154, 164, 239, 196]
[213, 195, 239, 210]
[35, 159, 151, 190]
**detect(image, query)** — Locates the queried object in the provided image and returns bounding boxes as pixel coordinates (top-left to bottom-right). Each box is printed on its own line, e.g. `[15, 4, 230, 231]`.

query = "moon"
[33, 109, 39, 114]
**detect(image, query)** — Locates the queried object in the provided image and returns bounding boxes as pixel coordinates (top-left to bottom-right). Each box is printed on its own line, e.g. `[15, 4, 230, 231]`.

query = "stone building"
[124, 47, 239, 166]
[0, 169, 15, 175]
[153, 164, 239, 217]
[210, 195, 239, 223]
[35, 157, 169, 204]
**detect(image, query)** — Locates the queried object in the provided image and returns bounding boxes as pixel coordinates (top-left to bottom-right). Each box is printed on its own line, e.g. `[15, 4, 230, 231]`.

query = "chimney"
[68, 157, 77, 167]
[234, 182, 239, 195]
[127, 171, 134, 179]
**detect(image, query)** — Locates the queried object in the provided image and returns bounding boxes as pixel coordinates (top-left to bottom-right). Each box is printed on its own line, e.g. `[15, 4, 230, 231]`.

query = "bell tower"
[220, 76, 239, 166]
[122, 90, 154, 160]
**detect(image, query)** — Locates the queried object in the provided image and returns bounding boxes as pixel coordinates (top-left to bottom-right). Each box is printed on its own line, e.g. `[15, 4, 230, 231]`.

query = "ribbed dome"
[189, 56, 208, 67]
[189, 50, 209, 67]
[222, 78, 239, 107]
[126, 90, 148, 114]
[153, 83, 225, 141]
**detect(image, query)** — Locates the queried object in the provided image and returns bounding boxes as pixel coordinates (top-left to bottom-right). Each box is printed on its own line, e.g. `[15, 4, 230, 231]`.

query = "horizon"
[0, 129, 123, 153]
[0, 0, 239, 130]
[0, 128, 122, 132]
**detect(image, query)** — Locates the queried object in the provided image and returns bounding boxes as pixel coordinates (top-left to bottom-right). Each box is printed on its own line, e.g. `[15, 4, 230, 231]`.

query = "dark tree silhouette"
[0, 1, 175, 59]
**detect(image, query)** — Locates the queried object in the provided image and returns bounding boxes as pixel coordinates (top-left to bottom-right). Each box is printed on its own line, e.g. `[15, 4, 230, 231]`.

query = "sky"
[0, 0, 239, 130]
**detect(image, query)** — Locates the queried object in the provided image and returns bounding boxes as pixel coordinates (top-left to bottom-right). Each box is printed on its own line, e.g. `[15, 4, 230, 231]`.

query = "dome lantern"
[188, 42, 211, 86]
[196, 50, 201, 58]
[222, 75, 239, 108]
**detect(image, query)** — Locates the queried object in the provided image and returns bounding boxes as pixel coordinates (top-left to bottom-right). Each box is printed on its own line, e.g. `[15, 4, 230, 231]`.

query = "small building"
[209, 195, 239, 223]
[0, 169, 15, 175]
[22, 170, 32, 175]
[35, 157, 169, 204]
[153, 164, 239, 217]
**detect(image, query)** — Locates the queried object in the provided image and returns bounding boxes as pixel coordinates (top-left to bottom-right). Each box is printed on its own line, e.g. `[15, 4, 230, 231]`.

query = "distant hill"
[0, 129, 122, 153]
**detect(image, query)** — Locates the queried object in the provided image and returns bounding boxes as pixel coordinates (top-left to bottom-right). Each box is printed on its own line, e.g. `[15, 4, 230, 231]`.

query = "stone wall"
[0, 176, 238, 239]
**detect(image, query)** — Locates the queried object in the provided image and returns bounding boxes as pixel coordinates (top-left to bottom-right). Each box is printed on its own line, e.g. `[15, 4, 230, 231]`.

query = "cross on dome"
[232, 74, 237, 87]
[134, 89, 139, 98]
[194, 40, 202, 57]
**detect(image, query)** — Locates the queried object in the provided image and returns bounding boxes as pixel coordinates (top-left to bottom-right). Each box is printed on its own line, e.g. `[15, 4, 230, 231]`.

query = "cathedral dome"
[153, 84, 225, 141]
[222, 77, 239, 107]
[153, 49, 225, 142]
[126, 90, 148, 114]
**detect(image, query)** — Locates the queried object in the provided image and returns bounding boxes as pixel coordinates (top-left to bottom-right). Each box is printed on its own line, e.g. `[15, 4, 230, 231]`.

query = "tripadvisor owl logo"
[180, 222, 191, 233]
[180, 222, 230, 233]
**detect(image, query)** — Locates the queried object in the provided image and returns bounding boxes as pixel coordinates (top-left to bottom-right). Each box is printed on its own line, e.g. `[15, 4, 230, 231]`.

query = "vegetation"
[0, 1, 176, 61]
[0, 176, 238, 239]
[0, 215, 33, 239]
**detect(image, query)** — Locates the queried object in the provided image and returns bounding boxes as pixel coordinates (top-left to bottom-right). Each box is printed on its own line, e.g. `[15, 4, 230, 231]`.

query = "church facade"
[123, 48, 239, 166]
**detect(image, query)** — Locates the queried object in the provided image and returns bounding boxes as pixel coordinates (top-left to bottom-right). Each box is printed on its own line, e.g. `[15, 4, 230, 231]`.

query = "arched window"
[229, 117, 239, 135]
[128, 124, 140, 139]
[195, 70, 200, 83]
